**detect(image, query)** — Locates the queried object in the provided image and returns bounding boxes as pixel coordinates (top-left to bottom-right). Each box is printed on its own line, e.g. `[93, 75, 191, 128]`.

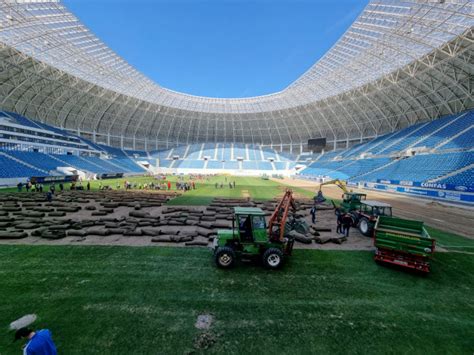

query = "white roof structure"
[0, 0, 472, 149]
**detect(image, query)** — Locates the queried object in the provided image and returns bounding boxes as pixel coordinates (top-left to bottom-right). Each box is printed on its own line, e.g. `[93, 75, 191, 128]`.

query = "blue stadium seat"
[359, 152, 474, 183]
[438, 168, 474, 187]
[5, 151, 61, 172]
[0, 153, 47, 178]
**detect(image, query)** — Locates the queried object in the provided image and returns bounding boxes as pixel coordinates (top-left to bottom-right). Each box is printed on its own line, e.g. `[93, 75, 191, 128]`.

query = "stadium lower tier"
[0, 150, 147, 179]
[299, 151, 474, 188]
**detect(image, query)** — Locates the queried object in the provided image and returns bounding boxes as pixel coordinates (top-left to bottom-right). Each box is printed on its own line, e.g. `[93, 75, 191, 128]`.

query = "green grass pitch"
[0, 175, 473, 353]
[0, 246, 473, 354]
[2, 175, 317, 204]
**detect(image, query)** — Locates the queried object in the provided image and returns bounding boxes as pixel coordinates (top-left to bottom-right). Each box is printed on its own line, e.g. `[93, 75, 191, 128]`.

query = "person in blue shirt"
[15, 327, 57, 355]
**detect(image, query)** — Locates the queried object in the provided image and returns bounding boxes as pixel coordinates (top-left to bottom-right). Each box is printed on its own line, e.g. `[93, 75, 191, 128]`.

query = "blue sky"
[64, 0, 368, 98]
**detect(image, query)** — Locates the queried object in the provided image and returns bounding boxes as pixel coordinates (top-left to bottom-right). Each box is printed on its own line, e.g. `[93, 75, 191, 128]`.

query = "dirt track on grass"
[277, 177, 474, 239]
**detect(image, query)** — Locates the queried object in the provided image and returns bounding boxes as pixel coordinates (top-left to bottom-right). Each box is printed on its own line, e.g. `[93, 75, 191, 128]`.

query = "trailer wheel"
[214, 246, 236, 269]
[263, 248, 284, 269]
[358, 217, 372, 237]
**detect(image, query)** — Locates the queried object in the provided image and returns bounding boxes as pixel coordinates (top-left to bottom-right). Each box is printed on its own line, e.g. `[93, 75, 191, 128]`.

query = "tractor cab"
[234, 207, 268, 244]
[352, 200, 393, 236]
[360, 201, 392, 218]
[213, 195, 295, 270]
[340, 192, 367, 212]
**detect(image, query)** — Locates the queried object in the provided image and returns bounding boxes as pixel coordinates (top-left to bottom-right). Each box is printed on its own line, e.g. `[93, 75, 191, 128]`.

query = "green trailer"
[374, 216, 435, 273]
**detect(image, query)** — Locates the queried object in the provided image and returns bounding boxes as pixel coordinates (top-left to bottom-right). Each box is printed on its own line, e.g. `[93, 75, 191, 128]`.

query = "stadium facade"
[0, 0, 472, 152]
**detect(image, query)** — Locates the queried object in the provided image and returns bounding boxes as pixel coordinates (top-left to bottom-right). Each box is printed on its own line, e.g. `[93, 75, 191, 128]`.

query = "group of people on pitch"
[310, 190, 353, 237]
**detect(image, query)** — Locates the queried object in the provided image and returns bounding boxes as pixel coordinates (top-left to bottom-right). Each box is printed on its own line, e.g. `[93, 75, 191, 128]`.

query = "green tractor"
[212, 191, 296, 269]
[334, 194, 393, 236]
[340, 192, 367, 212]
[319, 179, 366, 212]
[331, 192, 367, 213]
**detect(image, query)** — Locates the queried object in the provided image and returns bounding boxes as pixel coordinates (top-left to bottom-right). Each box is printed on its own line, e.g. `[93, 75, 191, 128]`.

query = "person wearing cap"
[15, 327, 57, 355]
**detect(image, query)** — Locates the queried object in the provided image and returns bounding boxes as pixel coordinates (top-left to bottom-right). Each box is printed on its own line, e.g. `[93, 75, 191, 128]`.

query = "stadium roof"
[0, 0, 472, 148]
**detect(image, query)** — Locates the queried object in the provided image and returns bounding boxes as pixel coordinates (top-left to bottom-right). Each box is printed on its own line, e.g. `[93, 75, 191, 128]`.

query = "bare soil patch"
[0, 190, 372, 250]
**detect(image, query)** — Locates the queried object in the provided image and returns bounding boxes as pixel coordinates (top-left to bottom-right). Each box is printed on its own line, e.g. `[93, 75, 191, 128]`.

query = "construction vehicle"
[319, 179, 367, 212]
[351, 200, 393, 236]
[318, 179, 349, 193]
[328, 191, 368, 214]
[319, 179, 394, 235]
[374, 216, 435, 273]
[212, 190, 296, 269]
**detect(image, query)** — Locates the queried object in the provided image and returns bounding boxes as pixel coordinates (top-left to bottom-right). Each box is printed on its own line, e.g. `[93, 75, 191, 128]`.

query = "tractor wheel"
[350, 212, 359, 226]
[262, 248, 284, 269]
[358, 217, 372, 237]
[214, 246, 236, 269]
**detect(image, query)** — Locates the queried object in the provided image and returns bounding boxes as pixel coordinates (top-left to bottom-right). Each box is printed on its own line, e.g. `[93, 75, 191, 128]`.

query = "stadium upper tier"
[0, 0, 472, 147]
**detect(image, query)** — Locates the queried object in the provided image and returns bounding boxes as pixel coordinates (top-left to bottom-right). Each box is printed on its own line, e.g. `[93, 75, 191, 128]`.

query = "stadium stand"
[299, 110, 474, 193]
[3, 151, 62, 173]
[357, 152, 474, 183]
[0, 108, 472, 202]
[0, 111, 148, 179]
[438, 167, 474, 187]
[0, 152, 46, 178]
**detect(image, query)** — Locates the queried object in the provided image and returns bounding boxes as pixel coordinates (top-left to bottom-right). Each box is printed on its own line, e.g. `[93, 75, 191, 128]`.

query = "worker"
[49, 184, 55, 195]
[14, 327, 57, 355]
[87, 181, 90, 191]
[233, 181, 236, 188]
[335, 208, 343, 234]
[167, 181, 171, 190]
[59, 183, 64, 192]
[342, 214, 353, 237]
[17, 182, 23, 192]
[46, 191, 53, 202]
[310, 205, 317, 224]
[192, 181, 195, 190]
